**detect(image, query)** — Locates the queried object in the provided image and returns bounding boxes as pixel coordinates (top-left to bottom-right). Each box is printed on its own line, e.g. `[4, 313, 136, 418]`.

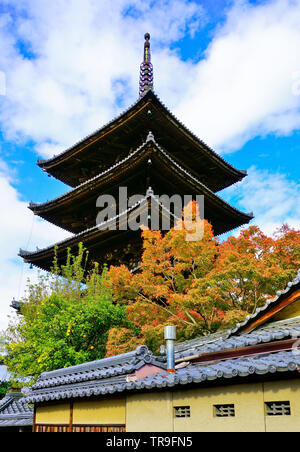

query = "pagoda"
[20, 34, 253, 272]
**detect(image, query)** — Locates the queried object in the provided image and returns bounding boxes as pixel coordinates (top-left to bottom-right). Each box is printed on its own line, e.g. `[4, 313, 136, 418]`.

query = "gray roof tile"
[0, 393, 33, 428]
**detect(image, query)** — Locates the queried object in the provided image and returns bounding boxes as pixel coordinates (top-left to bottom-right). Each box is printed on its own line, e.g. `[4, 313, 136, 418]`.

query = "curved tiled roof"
[25, 345, 165, 404]
[0, 393, 33, 428]
[25, 348, 300, 404]
[172, 317, 300, 361]
[170, 270, 300, 360]
[32, 345, 156, 390]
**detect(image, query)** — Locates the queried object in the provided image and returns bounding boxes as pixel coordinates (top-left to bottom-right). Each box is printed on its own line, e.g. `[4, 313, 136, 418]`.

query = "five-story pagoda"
[20, 34, 253, 272]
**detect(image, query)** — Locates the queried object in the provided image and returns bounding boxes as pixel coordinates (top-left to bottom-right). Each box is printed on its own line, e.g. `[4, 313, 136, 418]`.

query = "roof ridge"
[25, 349, 300, 404]
[36, 345, 150, 381]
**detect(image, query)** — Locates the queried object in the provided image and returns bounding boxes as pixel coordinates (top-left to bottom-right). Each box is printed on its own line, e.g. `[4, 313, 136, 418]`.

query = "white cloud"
[0, 160, 70, 330]
[222, 166, 300, 236]
[0, 0, 204, 157]
[0, 0, 300, 154]
[177, 0, 300, 152]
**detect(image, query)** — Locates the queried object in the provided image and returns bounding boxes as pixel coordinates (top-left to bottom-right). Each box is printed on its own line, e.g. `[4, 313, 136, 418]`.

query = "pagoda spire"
[139, 33, 154, 97]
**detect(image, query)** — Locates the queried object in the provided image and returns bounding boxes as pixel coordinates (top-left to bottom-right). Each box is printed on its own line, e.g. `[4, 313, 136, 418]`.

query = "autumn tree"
[106, 212, 300, 355]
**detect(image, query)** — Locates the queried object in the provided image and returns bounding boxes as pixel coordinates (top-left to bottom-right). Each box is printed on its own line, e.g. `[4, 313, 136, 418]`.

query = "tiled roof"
[172, 317, 300, 361]
[0, 393, 33, 428]
[25, 318, 300, 404]
[169, 270, 300, 360]
[26, 345, 165, 403]
[136, 350, 300, 389]
[25, 348, 300, 404]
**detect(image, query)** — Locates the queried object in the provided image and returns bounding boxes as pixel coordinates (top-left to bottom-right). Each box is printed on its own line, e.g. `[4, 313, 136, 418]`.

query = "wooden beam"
[32, 405, 36, 433]
[241, 289, 300, 334]
[69, 401, 73, 433]
[176, 338, 299, 366]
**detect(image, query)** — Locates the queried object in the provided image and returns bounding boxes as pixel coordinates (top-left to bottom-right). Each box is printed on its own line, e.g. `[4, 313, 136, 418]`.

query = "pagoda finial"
[139, 33, 153, 98]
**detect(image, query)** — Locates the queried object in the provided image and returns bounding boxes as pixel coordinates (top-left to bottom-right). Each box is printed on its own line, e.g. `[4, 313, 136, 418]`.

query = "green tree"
[5, 245, 135, 382]
[0, 330, 6, 356]
[0, 331, 10, 399]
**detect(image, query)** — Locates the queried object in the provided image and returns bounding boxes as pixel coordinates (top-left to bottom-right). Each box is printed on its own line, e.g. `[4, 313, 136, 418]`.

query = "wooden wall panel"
[34, 424, 126, 433]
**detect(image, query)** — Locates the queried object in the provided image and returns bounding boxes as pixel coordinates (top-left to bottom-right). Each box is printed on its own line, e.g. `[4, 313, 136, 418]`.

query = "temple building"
[19, 34, 253, 273]
[25, 270, 300, 432]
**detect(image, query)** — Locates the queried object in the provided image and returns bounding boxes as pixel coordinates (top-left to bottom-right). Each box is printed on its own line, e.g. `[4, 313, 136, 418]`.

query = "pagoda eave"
[20, 194, 180, 273]
[37, 91, 247, 192]
[20, 214, 253, 276]
[29, 135, 252, 235]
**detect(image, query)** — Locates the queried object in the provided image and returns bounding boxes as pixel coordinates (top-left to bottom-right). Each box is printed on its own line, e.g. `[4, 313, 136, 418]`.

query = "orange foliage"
[105, 208, 300, 355]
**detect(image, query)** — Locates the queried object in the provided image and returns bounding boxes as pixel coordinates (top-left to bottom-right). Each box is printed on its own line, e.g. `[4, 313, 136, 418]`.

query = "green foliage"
[0, 330, 6, 356]
[0, 382, 10, 400]
[5, 222, 300, 375]
[5, 245, 134, 382]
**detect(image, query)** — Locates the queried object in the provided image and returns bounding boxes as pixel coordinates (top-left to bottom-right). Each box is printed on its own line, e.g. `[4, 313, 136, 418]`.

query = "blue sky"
[0, 0, 299, 330]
